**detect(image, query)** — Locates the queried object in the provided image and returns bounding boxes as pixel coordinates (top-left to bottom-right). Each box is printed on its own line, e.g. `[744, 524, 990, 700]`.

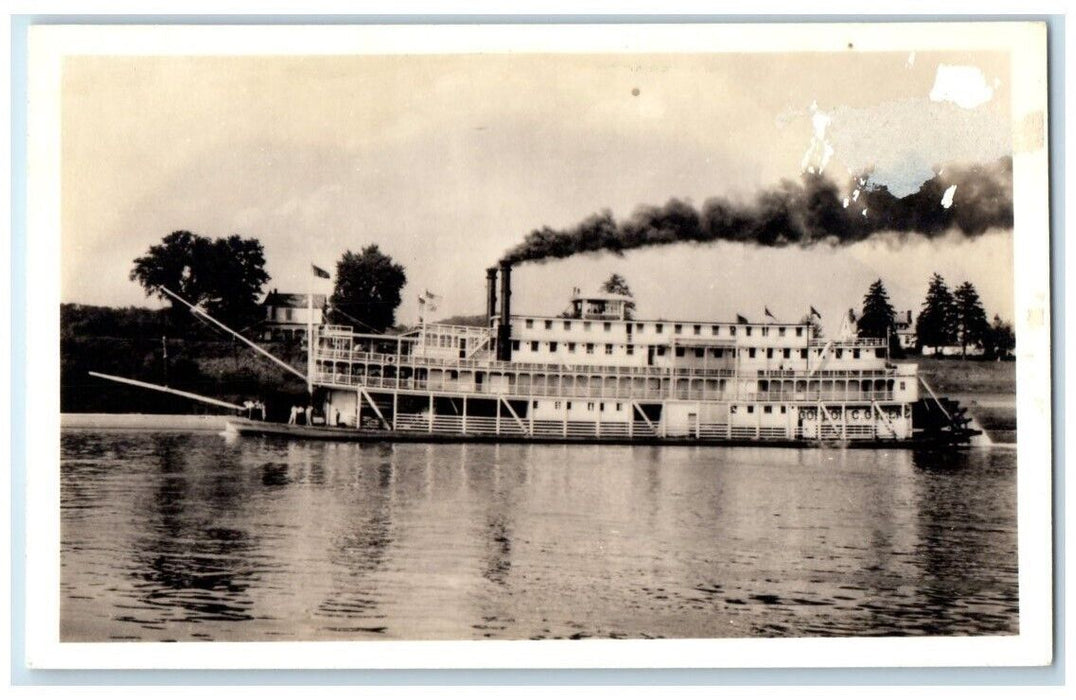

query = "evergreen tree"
[915, 273, 957, 355]
[329, 245, 407, 333]
[985, 314, 1016, 360]
[600, 273, 636, 319]
[857, 279, 896, 340]
[953, 281, 991, 358]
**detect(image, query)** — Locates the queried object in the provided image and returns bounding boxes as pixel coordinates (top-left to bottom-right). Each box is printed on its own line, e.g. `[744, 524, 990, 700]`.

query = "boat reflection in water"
[61, 430, 1017, 641]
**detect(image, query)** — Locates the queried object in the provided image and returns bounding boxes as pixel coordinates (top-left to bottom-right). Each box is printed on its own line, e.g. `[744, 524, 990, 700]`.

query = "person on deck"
[305, 405, 313, 426]
[288, 405, 298, 425]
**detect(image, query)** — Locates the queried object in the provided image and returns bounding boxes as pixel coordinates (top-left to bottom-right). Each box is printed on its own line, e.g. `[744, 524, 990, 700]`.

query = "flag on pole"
[312, 264, 331, 279]
[810, 305, 822, 319]
[764, 307, 776, 321]
[736, 314, 749, 324]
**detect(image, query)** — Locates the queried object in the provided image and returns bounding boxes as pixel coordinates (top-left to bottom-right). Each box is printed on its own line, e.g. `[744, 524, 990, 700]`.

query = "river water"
[60, 430, 1018, 642]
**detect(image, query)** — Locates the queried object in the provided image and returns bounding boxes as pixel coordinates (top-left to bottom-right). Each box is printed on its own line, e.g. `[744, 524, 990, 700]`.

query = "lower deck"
[319, 385, 914, 443]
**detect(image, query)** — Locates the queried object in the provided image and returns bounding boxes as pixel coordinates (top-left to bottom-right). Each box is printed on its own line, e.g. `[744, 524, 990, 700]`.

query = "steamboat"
[231, 262, 978, 447]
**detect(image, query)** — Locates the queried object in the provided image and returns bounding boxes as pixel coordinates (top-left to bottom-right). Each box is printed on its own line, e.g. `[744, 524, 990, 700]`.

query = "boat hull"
[224, 418, 973, 449]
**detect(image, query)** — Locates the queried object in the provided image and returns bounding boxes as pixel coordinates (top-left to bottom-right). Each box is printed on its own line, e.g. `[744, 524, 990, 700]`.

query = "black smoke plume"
[501, 157, 1013, 264]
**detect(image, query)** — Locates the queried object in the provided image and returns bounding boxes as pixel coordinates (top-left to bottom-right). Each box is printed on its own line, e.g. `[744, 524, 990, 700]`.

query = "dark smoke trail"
[500, 157, 1013, 264]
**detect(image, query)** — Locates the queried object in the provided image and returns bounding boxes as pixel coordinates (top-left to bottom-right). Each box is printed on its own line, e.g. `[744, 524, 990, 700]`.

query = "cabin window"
[766, 348, 774, 359]
[568, 342, 576, 352]
[525, 319, 533, 328]
[800, 349, 808, 359]
[693, 325, 701, 335]
[450, 370, 459, 379]
[730, 326, 737, 336]
[604, 322, 612, 332]
[746, 327, 752, 336]
[532, 400, 539, 408]
[764, 405, 773, 414]
[675, 347, 686, 357]
[748, 348, 757, 358]
[544, 320, 553, 330]
[762, 327, 769, 337]
[564, 321, 572, 330]
[599, 403, 605, 411]
[780, 406, 787, 414]
[712, 325, 720, 336]
[584, 321, 592, 330]
[875, 348, 886, 358]
[626, 344, 634, 355]
[555, 401, 561, 409]
[853, 349, 861, 359]
[796, 327, 804, 337]
[636, 323, 645, 332]
[695, 348, 704, 358]
[900, 381, 906, 390]
[759, 380, 769, 391]
[655, 323, 664, 333]
[531, 341, 539, 352]
[711, 348, 723, 358]
[605, 344, 614, 355]
[675, 324, 683, 333]
[657, 346, 666, 356]
[835, 349, 843, 359]
[783, 348, 791, 359]
[512, 340, 520, 351]
[747, 406, 755, 413]
[566, 401, 572, 409]
[779, 327, 786, 336]
[586, 343, 595, 354]
[549, 342, 558, 352]
[587, 402, 595, 410]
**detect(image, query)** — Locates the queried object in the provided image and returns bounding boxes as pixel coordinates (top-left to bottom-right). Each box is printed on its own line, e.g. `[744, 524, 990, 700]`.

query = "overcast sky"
[61, 47, 1015, 334]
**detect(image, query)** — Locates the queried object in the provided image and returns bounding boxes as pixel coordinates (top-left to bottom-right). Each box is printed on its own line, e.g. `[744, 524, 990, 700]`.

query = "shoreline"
[61, 413, 234, 431]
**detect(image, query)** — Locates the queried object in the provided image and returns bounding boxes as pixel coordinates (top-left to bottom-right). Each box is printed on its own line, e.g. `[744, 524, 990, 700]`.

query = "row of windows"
[547, 401, 625, 411]
[522, 318, 806, 337]
[512, 341, 883, 360]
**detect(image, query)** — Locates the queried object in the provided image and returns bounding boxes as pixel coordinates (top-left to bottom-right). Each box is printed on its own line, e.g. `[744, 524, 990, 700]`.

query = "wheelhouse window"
[693, 325, 701, 335]
[525, 319, 533, 328]
[564, 320, 572, 330]
[544, 320, 553, 330]
[746, 327, 753, 336]
[779, 327, 786, 336]
[674, 324, 683, 333]
[711, 325, 720, 336]
[655, 323, 664, 333]
[796, 327, 804, 337]
[603, 322, 612, 332]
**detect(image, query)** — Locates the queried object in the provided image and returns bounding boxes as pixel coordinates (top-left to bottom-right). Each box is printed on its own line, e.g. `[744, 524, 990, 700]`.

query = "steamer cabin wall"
[312, 291, 918, 442]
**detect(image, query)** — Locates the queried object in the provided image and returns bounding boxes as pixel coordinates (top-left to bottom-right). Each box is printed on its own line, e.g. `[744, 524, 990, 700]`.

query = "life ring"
[386, 356, 395, 364]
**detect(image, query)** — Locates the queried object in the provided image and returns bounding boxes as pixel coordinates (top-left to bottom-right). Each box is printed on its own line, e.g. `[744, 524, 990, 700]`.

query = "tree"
[329, 245, 407, 333]
[953, 281, 991, 359]
[985, 314, 1016, 360]
[857, 279, 896, 340]
[799, 314, 824, 339]
[601, 272, 636, 319]
[915, 273, 956, 355]
[130, 230, 269, 329]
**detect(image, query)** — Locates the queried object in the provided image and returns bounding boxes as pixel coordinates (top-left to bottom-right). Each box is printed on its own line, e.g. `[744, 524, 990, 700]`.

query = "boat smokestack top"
[486, 267, 498, 324]
[497, 261, 513, 361]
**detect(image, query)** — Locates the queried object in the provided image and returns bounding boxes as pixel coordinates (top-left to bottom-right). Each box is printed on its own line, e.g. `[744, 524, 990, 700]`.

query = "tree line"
[130, 230, 409, 333]
[855, 274, 1014, 359]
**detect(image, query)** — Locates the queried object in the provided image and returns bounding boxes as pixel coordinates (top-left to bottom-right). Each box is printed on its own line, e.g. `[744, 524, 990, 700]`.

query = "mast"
[156, 285, 308, 383]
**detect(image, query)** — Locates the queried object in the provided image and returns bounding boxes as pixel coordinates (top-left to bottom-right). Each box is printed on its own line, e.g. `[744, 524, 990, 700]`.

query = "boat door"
[647, 345, 655, 366]
[459, 337, 467, 359]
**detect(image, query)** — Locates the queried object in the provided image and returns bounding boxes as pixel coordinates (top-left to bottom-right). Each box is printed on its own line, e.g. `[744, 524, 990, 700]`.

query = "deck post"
[392, 391, 398, 431]
[462, 395, 468, 434]
[841, 403, 847, 440]
[496, 396, 501, 435]
[356, 389, 362, 427]
[428, 393, 434, 433]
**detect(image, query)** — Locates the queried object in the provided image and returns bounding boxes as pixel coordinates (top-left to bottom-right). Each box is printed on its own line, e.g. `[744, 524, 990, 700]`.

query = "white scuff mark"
[941, 184, 958, 209]
[801, 101, 835, 174]
[852, 189, 860, 202]
[907, 52, 916, 67]
[929, 64, 995, 109]
[842, 197, 849, 208]
[861, 208, 868, 217]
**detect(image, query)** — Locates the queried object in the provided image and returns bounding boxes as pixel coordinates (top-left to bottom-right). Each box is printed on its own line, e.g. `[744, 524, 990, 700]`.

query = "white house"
[260, 291, 326, 342]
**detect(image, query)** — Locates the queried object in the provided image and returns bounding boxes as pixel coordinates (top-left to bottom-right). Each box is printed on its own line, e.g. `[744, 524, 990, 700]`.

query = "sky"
[60, 44, 1016, 335]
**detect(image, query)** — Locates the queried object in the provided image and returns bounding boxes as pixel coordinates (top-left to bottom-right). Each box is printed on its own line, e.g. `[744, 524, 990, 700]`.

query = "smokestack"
[486, 267, 498, 324]
[497, 261, 513, 361]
